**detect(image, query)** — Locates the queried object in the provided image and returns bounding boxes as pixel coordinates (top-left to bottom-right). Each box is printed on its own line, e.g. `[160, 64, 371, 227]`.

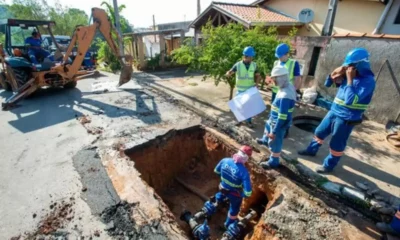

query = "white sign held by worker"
[228, 87, 266, 122]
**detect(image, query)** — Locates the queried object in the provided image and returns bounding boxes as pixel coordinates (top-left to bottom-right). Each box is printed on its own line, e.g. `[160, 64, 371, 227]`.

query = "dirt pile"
[11, 199, 76, 240]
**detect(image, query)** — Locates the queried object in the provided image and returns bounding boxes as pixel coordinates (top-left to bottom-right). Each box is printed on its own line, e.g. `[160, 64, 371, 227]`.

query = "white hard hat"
[271, 65, 289, 77]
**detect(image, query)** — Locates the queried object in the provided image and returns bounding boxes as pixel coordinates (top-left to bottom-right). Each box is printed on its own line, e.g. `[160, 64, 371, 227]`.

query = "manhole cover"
[293, 116, 322, 133]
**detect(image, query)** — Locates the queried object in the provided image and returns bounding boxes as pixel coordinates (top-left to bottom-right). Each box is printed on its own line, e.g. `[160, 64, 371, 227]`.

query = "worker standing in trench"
[214, 145, 253, 228]
[257, 65, 296, 169]
[226, 46, 261, 128]
[298, 48, 376, 173]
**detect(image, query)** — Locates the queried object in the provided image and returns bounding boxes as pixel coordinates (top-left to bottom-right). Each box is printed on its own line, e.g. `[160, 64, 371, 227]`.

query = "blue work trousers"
[237, 90, 252, 124]
[28, 48, 51, 64]
[303, 111, 354, 170]
[260, 119, 290, 167]
[216, 191, 243, 228]
[391, 205, 400, 233]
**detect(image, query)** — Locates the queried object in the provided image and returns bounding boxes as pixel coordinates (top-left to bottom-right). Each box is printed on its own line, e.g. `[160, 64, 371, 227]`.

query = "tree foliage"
[172, 22, 296, 99]
[0, 0, 89, 36]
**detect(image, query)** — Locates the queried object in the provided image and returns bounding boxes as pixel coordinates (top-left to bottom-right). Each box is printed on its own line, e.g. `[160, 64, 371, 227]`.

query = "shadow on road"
[4, 86, 161, 133]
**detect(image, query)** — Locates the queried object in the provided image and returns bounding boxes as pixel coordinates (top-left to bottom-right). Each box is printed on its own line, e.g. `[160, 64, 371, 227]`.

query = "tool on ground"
[221, 209, 257, 240]
[0, 7, 133, 110]
[180, 195, 228, 239]
[180, 211, 210, 240]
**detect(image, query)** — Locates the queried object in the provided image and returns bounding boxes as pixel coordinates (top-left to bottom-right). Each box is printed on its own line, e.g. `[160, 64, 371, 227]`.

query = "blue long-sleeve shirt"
[214, 158, 252, 198]
[325, 74, 375, 121]
[25, 37, 42, 47]
[269, 98, 295, 134]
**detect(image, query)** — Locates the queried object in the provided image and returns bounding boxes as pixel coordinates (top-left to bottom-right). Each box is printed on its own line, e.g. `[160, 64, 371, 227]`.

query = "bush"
[172, 22, 296, 99]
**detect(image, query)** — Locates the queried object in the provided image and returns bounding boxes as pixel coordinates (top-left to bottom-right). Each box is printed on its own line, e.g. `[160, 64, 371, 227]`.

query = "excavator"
[0, 7, 133, 110]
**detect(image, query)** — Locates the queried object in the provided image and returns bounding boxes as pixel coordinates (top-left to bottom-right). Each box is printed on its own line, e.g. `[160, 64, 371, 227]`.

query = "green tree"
[48, 3, 88, 36]
[173, 22, 295, 99]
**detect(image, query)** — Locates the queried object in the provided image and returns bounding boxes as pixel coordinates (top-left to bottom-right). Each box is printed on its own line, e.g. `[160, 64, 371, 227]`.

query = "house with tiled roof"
[192, 0, 400, 43]
[191, 2, 303, 43]
[252, 0, 400, 36]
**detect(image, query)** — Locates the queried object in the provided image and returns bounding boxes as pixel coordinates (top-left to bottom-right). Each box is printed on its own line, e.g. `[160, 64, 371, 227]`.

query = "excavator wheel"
[64, 80, 77, 89]
[0, 72, 12, 91]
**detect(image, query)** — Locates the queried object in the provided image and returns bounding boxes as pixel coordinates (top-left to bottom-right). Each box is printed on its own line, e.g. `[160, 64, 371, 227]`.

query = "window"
[308, 47, 321, 77]
[395, 6, 400, 24]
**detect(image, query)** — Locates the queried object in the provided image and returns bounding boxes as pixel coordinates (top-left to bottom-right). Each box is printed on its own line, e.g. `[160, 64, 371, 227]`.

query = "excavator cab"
[0, 19, 61, 91]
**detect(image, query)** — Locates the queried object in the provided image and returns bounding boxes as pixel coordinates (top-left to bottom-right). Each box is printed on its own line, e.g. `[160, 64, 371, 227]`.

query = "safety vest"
[272, 59, 295, 93]
[236, 62, 256, 92]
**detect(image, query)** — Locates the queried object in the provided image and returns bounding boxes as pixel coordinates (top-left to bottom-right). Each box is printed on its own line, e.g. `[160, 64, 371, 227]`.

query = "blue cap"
[275, 43, 290, 58]
[243, 46, 255, 57]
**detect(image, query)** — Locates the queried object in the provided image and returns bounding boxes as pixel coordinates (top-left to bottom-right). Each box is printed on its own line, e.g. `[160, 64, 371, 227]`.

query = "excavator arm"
[54, 7, 132, 86]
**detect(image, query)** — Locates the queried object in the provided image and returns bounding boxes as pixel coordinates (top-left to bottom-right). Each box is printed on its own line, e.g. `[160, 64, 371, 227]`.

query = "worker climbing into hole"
[226, 46, 261, 128]
[214, 145, 253, 229]
[257, 65, 296, 169]
[298, 48, 376, 174]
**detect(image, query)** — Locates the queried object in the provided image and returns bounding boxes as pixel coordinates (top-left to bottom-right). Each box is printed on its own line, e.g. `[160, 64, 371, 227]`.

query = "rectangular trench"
[124, 126, 272, 239]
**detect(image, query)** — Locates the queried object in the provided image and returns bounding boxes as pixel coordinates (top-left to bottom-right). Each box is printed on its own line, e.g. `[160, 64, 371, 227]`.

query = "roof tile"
[332, 33, 400, 39]
[214, 3, 298, 23]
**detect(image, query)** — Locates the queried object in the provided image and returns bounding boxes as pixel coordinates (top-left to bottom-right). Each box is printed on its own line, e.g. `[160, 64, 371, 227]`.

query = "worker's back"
[214, 158, 250, 192]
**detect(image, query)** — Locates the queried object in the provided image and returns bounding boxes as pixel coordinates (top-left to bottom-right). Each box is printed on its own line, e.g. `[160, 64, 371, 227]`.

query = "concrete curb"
[145, 80, 389, 221]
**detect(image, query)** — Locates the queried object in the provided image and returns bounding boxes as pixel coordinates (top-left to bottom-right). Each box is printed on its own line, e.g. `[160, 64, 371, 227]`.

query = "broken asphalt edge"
[145, 80, 385, 222]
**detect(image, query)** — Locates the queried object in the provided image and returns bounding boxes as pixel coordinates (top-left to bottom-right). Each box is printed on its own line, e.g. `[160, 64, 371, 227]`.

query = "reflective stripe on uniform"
[272, 152, 281, 158]
[334, 97, 368, 110]
[243, 190, 252, 197]
[278, 113, 287, 120]
[236, 62, 256, 91]
[314, 136, 324, 144]
[330, 148, 344, 157]
[221, 177, 242, 188]
[288, 107, 294, 113]
[271, 105, 279, 112]
[228, 213, 238, 219]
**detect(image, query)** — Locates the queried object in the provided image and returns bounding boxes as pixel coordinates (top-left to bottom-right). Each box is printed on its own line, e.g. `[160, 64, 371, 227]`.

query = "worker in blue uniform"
[25, 31, 52, 65]
[376, 205, 400, 236]
[226, 46, 261, 128]
[214, 145, 253, 228]
[298, 48, 376, 173]
[257, 65, 296, 169]
[83, 52, 94, 70]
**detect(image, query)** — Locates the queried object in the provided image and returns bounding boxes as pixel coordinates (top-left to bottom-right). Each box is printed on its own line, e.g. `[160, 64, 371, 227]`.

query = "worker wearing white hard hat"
[257, 65, 297, 169]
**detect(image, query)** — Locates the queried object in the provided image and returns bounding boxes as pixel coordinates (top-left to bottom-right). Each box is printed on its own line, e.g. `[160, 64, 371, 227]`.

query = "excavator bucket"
[118, 64, 133, 86]
[118, 55, 133, 86]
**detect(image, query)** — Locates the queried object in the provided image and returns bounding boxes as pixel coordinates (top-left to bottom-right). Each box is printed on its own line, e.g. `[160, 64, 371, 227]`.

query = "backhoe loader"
[0, 7, 133, 110]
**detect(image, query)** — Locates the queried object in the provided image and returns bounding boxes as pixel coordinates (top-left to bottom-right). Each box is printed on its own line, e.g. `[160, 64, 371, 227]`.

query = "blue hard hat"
[243, 46, 255, 57]
[342, 48, 370, 66]
[275, 43, 290, 58]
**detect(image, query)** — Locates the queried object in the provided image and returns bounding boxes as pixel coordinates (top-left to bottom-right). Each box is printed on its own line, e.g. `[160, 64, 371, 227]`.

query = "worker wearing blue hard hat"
[298, 48, 376, 173]
[226, 46, 261, 128]
[269, 43, 302, 102]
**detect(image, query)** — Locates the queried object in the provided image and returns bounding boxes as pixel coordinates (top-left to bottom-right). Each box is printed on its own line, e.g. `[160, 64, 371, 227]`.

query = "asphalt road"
[0, 72, 200, 239]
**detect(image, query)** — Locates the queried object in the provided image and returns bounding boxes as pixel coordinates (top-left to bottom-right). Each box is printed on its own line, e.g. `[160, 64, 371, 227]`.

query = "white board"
[228, 87, 266, 122]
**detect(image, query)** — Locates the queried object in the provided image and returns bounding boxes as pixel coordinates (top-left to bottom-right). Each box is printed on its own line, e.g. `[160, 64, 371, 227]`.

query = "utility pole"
[197, 0, 201, 16]
[153, 15, 157, 43]
[321, 0, 339, 36]
[112, 0, 125, 57]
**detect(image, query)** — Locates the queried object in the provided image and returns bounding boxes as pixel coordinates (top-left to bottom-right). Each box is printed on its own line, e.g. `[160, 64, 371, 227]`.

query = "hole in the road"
[124, 126, 273, 239]
[293, 115, 322, 133]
